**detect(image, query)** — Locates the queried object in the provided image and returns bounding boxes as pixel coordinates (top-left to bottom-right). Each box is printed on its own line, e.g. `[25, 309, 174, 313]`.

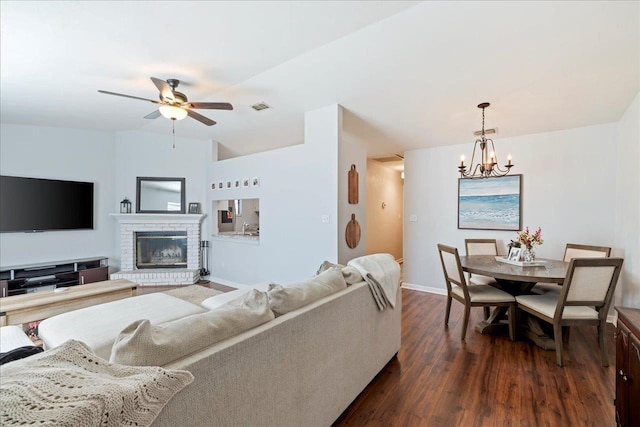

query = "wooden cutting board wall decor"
[348, 164, 359, 204]
[345, 213, 361, 249]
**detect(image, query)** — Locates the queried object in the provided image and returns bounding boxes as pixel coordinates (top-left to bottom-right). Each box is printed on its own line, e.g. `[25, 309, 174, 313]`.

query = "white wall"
[112, 130, 210, 270]
[0, 124, 116, 267]
[338, 119, 368, 264]
[404, 123, 619, 294]
[206, 105, 340, 286]
[614, 93, 640, 308]
[365, 159, 404, 260]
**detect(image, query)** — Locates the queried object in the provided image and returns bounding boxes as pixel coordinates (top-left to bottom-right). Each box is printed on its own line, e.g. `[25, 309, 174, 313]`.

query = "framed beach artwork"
[458, 175, 522, 231]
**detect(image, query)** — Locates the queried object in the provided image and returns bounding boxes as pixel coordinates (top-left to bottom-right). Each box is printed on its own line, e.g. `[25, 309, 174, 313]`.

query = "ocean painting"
[458, 175, 521, 230]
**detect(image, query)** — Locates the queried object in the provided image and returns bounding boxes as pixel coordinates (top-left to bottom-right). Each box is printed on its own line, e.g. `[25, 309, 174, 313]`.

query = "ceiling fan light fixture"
[159, 105, 187, 120]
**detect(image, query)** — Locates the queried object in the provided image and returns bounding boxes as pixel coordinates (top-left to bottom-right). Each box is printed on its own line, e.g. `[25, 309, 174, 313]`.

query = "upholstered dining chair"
[516, 257, 623, 366]
[464, 239, 499, 286]
[533, 243, 611, 294]
[438, 244, 516, 341]
[465, 239, 499, 319]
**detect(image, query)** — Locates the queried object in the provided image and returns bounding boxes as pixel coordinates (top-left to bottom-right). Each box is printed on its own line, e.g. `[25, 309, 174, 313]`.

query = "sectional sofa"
[4, 258, 402, 426]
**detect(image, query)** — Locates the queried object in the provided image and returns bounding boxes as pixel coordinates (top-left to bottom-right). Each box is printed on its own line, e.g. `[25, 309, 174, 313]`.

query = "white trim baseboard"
[206, 276, 254, 289]
[401, 282, 447, 296]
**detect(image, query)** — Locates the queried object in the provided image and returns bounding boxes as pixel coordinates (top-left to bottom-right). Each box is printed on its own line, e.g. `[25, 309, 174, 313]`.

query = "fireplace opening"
[135, 231, 188, 269]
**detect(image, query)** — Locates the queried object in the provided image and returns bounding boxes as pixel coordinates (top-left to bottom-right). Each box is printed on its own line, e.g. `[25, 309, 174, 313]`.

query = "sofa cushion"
[38, 293, 207, 360]
[268, 268, 347, 316]
[110, 290, 275, 366]
[0, 325, 35, 353]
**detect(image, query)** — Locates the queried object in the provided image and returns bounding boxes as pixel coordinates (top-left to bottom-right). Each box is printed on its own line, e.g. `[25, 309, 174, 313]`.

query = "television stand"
[0, 257, 108, 298]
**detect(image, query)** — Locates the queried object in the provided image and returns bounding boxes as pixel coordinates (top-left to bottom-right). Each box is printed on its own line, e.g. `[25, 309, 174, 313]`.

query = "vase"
[523, 248, 536, 262]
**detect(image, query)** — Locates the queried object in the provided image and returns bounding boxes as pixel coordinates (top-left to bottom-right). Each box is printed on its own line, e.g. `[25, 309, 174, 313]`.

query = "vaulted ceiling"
[1, 1, 638, 159]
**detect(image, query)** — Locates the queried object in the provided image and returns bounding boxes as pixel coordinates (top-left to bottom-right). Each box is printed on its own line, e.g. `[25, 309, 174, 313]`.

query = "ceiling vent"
[251, 102, 271, 111]
[474, 128, 497, 136]
[372, 154, 404, 162]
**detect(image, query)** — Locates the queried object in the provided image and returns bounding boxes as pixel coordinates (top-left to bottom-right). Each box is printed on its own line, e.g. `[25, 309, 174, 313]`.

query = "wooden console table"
[0, 279, 137, 326]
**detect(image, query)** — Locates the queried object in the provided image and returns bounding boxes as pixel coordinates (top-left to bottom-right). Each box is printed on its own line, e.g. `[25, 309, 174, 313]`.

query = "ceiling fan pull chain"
[172, 119, 176, 149]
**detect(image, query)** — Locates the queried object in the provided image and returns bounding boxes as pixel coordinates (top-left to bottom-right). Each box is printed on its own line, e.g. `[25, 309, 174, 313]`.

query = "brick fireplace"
[110, 213, 205, 286]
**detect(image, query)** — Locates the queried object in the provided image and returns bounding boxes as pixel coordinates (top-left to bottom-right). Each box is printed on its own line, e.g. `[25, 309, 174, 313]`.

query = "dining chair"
[516, 257, 623, 366]
[438, 244, 516, 341]
[465, 239, 499, 319]
[464, 239, 499, 286]
[533, 243, 611, 294]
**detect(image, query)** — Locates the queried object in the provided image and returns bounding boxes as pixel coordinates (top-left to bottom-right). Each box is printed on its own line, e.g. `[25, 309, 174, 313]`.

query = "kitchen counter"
[212, 232, 260, 244]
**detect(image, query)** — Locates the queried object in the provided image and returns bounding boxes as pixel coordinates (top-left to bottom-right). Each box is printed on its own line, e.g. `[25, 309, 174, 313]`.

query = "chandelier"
[458, 102, 514, 179]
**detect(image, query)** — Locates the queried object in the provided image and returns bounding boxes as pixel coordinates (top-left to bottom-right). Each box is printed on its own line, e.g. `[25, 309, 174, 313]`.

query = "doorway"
[365, 157, 404, 264]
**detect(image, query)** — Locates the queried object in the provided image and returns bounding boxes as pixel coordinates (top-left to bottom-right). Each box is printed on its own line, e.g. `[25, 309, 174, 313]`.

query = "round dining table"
[460, 255, 568, 291]
[459, 255, 570, 349]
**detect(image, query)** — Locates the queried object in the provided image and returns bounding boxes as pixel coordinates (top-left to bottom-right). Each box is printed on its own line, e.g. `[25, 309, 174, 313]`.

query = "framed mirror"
[136, 177, 186, 214]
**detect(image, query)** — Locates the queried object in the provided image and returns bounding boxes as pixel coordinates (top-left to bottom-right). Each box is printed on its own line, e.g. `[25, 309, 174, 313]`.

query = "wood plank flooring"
[333, 288, 616, 426]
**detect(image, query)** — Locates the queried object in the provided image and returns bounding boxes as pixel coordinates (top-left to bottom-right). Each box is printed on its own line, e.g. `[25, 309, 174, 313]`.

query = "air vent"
[251, 102, 271, 111]
[372, 154, 404, 162]
[474, 128, 497, 136]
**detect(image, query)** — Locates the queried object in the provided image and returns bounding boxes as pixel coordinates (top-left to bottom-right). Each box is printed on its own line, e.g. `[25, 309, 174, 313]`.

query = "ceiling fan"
[98, 77, 233, 126]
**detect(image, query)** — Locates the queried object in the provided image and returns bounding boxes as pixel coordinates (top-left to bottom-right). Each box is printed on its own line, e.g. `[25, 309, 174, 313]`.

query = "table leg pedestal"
[475, 307, 510, 335]
[519, 314, 556, 350]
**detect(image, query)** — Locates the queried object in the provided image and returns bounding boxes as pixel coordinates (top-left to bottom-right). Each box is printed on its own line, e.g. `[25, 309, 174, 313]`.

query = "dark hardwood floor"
[334, 288, 616, 426]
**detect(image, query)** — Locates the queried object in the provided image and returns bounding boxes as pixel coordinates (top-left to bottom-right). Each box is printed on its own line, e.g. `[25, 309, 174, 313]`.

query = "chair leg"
[444, 296, 452, 326]
[483, 306, 490, 320]
[562, 326, 571, 344]
[507, 304, 516, 341]
[553, 323, 564, 366]
[461, 305, 471, 340]
[598, 321, 609, 367]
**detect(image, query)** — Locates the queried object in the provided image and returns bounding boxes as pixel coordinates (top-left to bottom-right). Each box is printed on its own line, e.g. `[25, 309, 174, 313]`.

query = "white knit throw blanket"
[348, 253, 401, 311]
[0, 340, 193, 427]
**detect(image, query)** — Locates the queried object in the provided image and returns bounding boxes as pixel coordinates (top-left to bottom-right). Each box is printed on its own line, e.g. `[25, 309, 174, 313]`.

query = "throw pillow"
[268, 268, 347, 316]
[316, 260, 345, 275]
[110, 289, 275, 366]
[316, 260, 363, 286]
[0, 346, 44, 365]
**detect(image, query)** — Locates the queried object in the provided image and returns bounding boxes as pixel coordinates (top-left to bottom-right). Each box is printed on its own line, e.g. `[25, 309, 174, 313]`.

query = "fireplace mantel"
[110, 213, 206, 224]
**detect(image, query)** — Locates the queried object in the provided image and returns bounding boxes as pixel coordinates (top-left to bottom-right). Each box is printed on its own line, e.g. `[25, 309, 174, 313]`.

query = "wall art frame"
[458, 175, 522, 231]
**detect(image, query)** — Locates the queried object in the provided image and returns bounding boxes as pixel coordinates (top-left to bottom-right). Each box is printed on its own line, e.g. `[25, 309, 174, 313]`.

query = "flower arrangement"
[516, 226, 543, 250]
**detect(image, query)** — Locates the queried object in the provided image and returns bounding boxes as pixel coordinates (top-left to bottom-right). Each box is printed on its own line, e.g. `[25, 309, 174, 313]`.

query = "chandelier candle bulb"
[460, 155, 465, 167]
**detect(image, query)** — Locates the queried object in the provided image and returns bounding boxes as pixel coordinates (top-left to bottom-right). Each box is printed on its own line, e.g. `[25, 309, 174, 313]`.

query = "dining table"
[459, 255, 569, 350]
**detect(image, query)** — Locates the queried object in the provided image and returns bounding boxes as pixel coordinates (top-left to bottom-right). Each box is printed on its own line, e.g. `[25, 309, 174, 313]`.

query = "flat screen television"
[0, 175, 94, 233]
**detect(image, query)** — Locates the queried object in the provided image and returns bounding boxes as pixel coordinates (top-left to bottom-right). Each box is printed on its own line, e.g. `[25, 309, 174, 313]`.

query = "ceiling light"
[458, 103, 514, 179]
[159, 105, 187, 120]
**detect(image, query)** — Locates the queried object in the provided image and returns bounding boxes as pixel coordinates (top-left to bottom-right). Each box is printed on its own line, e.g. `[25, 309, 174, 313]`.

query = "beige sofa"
[29, 258, 401, 426]
[152, 279, 401, 426]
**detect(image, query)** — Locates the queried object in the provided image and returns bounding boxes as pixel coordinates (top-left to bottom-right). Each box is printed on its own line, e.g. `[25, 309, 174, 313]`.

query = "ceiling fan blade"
[98, 90, 160, 104]
[187, 109, 216, 126]
[150, 77, 174, 102]
[144, 110, 161, 119]
[187, 102, 233, 110]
